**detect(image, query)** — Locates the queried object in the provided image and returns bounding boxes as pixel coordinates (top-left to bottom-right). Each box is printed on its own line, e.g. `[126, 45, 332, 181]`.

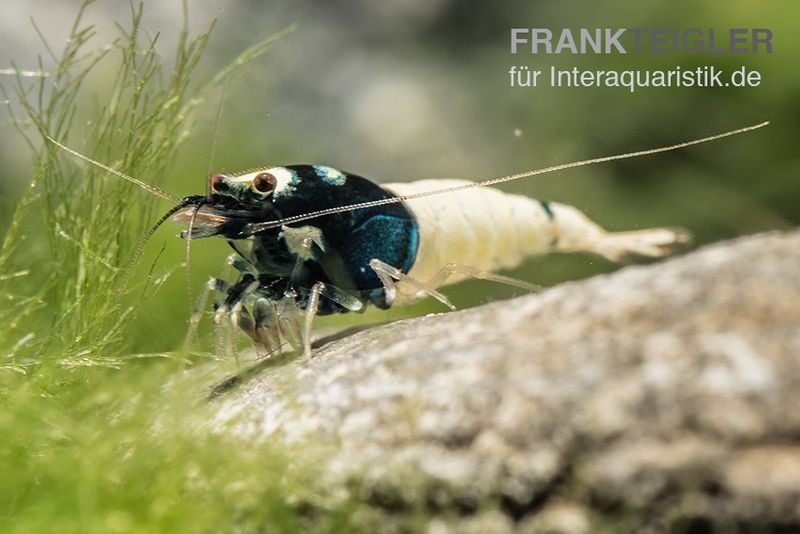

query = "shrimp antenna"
[122, 199, 198, 287]
[45, 136, 179, 203]
[46, 135, 199, 287]
[184, 203, 203, 304]
[244, 120, 769, 234]
[189, 82, 229, 307]
[205, 79, 228, 198]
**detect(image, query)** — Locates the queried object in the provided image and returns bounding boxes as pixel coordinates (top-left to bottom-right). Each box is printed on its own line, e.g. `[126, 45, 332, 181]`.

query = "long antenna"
[45, 135, 179, 202]
[243, 121, 769, 234]
[205, 79, 228, 198]
[184, 203, 203, 308]
[121, 200, 195, 288]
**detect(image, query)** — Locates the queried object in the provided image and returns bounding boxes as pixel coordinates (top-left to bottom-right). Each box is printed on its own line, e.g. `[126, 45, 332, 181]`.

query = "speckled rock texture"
[213, 230, 800, 532]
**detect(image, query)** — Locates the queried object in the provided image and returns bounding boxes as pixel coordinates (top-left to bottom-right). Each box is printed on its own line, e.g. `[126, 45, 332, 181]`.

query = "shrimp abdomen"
[383, 179, 688, 291]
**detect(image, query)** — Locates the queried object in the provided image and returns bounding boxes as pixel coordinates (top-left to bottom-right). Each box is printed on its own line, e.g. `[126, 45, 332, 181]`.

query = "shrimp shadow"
[206, 321, 390, 400]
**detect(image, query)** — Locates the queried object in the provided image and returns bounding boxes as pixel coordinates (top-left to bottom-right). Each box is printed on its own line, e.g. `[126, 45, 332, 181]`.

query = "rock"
[212, 230, 800, 530]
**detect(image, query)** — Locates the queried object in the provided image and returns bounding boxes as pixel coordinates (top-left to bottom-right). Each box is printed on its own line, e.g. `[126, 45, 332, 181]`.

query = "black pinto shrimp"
[48, 120, 768, 358]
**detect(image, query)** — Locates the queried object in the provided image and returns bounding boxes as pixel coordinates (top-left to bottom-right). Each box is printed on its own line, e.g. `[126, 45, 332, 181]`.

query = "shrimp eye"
[253, 172, 277, 194]
[210, 173, 229, 193]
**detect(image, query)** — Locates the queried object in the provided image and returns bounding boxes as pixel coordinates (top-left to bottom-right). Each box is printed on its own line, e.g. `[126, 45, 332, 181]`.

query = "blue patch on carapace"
[343, 214, 418, 289]
[312, 165, 347, 186]
[404, 223, 419, 273]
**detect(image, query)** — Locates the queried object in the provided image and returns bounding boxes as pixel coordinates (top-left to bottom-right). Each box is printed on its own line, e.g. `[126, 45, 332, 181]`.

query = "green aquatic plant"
[0, 3, 366, 532]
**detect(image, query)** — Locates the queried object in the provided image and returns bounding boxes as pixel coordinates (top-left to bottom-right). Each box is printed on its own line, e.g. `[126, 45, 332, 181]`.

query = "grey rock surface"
[213, 230, 800, 531]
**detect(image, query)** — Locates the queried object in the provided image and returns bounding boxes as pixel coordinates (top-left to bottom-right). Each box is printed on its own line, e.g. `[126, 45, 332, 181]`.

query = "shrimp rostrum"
[49, 121, 768, 358]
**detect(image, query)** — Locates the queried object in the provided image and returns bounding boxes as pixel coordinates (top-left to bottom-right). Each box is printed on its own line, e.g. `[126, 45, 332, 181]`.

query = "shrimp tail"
[589, 227, 692, 262]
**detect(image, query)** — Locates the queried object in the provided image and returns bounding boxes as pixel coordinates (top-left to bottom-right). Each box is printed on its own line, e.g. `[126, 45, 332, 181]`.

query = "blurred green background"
[1, 0, 797, 352]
